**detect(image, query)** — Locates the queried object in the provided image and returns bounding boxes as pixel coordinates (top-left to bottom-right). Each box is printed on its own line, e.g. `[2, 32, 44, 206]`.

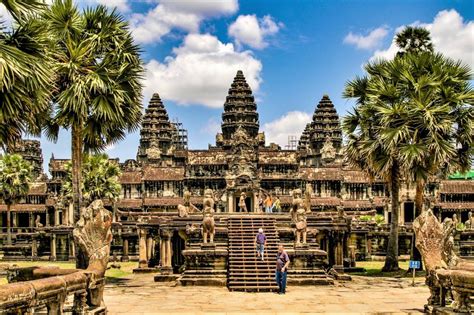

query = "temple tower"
[9, 139, 44, 179]
[303, 95, 343, 166]
[216, 70, 264, 148]
[137, 93, 176, 165]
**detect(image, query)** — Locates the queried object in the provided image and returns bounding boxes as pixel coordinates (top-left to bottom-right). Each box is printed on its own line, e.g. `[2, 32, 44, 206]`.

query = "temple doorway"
[171, 231, 185, 273]
[404, 201, 415, 223]
[234, 192, 253, 212]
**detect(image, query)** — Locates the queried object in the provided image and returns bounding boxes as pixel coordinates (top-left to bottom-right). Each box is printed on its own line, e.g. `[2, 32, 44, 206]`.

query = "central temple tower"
[216, 70, 265, 148]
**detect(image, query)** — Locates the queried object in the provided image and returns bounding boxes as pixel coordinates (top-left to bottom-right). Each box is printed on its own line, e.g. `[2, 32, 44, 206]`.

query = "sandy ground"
[103, 274, 428, 314]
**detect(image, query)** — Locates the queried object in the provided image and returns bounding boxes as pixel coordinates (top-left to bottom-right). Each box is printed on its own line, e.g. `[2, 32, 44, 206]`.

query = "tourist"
[275, 244, 290, 294]
[239, 192, 248, 212]
[258, 195, 264, 213]
[273, 196, 281, 213]
[255, 228, 267, 260]
[264, 195, 273, 213]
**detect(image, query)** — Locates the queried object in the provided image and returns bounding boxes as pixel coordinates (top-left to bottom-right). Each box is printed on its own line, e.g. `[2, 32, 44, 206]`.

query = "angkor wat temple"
[1, 71, 473, 289]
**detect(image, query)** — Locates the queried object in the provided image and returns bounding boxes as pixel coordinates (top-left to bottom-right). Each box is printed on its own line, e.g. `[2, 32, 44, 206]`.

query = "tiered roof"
[137, 93, 176, 162]
[309, 95, 342, 147]
[220, 70, 259, 141]
[297, 123, 311, 151]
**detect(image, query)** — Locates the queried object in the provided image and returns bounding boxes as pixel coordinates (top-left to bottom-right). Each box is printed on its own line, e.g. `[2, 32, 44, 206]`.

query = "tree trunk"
[412, 180, 424, 271]
[71, 123, 87, 269]
[382, 161, 400, 272]
[6, 203, 11, 245]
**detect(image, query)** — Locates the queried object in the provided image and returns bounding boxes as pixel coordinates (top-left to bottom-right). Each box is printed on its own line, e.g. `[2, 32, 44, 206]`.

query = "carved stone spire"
[137, 93, 175, 164]
[297, 123, 311, 151]
[8, 139, 44, 179]
[218, 70, 260, 146]
[308, 95, 342, 166]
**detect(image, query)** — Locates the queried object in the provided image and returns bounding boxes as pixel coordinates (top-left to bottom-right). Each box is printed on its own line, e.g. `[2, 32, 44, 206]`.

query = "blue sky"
[9, 0, 473, 169]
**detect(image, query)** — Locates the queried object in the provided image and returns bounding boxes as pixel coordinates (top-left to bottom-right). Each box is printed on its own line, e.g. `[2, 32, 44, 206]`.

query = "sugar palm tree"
[44, 0, 143, 268]
[61, 153, 121, 204]
[395, 26, 434, 57]
[44, 0, 143, 224]
[0, 0, 53, 148]
[343, 57, 415, 271]
[0, 154, 33, 245]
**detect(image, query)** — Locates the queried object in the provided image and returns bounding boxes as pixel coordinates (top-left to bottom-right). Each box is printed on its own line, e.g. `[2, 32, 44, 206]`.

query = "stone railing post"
[121, 238, 129, 262]
[138, 229, 148, 268]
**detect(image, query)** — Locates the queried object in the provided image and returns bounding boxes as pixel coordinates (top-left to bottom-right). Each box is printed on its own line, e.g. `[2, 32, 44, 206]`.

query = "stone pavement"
[103, 274, 428, 314]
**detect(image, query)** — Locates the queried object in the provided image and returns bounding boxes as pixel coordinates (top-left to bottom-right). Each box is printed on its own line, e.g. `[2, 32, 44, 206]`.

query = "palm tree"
[343, 57, 415, 271]
[395, 26, 433, 57]
[43, 0, 143, 227]
[0, 0, 53, 148]
[398, 53, 473, 217]
[0, 154, 33, 245]
[61, 153, 121, 204]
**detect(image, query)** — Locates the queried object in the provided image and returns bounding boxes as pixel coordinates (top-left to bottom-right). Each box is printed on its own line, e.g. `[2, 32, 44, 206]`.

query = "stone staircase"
[227, 216, 279, 292]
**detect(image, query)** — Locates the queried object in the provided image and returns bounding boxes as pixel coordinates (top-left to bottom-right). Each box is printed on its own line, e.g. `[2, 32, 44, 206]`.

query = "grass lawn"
[0, 261, 138, 285]
[354, 260, 425, 278]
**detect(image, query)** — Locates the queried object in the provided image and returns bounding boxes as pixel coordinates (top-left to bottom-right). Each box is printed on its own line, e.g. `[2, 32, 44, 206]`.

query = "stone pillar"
[160, 230, 173, 273]
[45, 211, 50, 227]
[228, 192, 234, 213]
[367, 185, 372, 200]
[12, 212, 17, 228]
[50, 234, 57, 261]
[68, 237, 75, 260]
[31, 236, 38, 259]
[63, 206, 69, 226]
[138, 229, 148, 268]
[146, 235, 153, 260]
[54, 208, 60, 226]
[69, 204, 74, 226]
[121, 238, 129, 262]
[399, 202, 405, 225]
[29, 213, 34, 228]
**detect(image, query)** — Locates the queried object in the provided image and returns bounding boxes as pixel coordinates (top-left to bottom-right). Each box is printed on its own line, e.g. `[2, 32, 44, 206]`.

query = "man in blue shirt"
[275, 244, 290, 294]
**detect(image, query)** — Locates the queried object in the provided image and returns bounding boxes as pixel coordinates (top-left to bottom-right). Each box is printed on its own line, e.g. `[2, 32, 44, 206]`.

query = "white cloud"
[130, 0, 238, 44]
[262, 111, 311, 147]
[372, 9, 474, 68]
[228, 14, 282, 49]
[144, 33, 262, 108]
[0, 3, 13, 27]
[343, 26, 389, 50]
[95, 0, 129, 12]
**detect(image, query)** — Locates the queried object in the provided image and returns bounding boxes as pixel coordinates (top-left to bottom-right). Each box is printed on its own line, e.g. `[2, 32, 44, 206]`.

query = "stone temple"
[1, 71, 473, 290]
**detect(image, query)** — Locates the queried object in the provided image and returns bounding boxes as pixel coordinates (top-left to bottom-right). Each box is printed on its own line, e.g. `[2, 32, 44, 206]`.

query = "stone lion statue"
[202, 189, 215, 244]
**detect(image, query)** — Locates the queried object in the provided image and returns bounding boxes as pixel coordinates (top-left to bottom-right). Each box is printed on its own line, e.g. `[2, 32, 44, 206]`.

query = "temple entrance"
[404, 201, 415, 223]
[171, 231, 185, 273]
[234, 192, 253, 212]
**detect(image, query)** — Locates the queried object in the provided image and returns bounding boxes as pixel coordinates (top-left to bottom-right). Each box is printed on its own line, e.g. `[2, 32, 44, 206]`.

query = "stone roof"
[301, 167, 342, 181]
[342, 170, 371, 183]
[144, 197, 183, 206]
[439, 180, 474, 194]
[49, 159, 69, 172]
[188, 150, 227, 165]
[28, 182, 47, 195]
[258, 151, 297, 164]
[120, 171, 142, 184]
[142, 166, 184, 181]
[117, 199, 142, 209]
[0, 204, 46, 212]
[438, 202, 474, 211]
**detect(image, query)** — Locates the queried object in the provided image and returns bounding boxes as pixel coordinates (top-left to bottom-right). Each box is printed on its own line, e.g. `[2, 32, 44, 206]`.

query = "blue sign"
[409, 260, 420, 269]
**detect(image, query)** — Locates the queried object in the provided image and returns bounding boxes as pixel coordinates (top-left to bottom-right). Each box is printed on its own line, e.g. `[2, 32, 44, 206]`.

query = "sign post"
[409, 260, 420, 286]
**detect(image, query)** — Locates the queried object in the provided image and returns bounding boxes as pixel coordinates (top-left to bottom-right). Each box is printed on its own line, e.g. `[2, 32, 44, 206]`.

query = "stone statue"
[452, 213, 459, 227]
[465, 211, 474, 230]
[413, 210, 474, 312]
[290, 189, 311, 244]
[73, 199, 113, 309]
[178, 191, 199, 217]
[238, 192, 248, 212]
[201, 189, 215, 244]
[35, 215, 43, 228]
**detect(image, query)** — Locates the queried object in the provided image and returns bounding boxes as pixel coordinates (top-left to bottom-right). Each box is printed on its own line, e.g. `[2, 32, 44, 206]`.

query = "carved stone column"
[138, 229, 148, 268]
[50, 234, 57, 261]
[31, 236, 38, 259]
[45, 210, 50, 227]
[68, 237, 75, 260]
[160, 229, 173, 273]
[12, 212, 17, 228]
[54, 208, 60, 226]
[146, 235, 153, 260]
[121, 238, 129, 262]
[228, 192, 234, 213]
[62, 205, 69, 226]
